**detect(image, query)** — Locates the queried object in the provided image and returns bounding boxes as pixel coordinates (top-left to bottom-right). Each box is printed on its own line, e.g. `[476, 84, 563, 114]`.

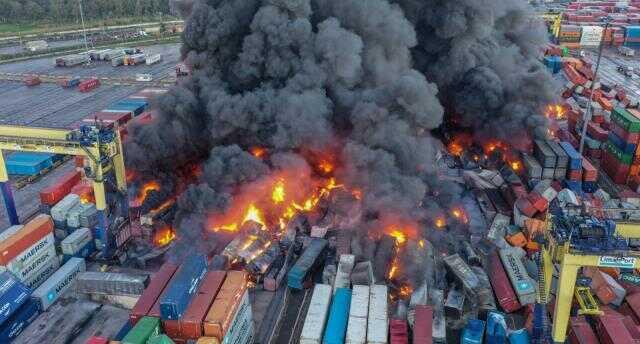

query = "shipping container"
[498, 249, 536, 306]
[367, 285, 388, 344]
[568, 316, 599, 344]
[179, 271, 226, 339]
[288, 238, 328, 290]
[0, 215, 53, 266]
[50, 194, 81, 227]
[534, 140, 557, 168]
[86, 336, 109, 344]
[6, 152, 54, 175]
[32, 257, 86, 310]
[547, 140, 569, 169]
[301, 284, 332, 344]
[79, 78, 100, 93]
[596, 315, 635, 344]
[130, 262, 178, 325]
[345, 285, 368, 344]
[333, 255, 354, 293]
[160, 254, 208, 320]
[413, 305, 432, 344]
[442, 254, 479, 294]
[488, 253, 521, 313]
[196, 338, 220, 344]
[203, 270, 250, 341]
[7, 242, 56, 284]
[323, 288, 351, 344]
[485, 311, 507, 343]
[61, 228, 92, 255]
[76, 271, 148, 296]
[389, 319, 408, 344]
[461, 319, 485, 344]
[123, 316, 160, 344]
[39, 171, 81, 206]
[146, 54, 162, 65]
[23, 253, 59, 289]
[0, 272, 31, 325]
[148, 334, 175, 344]
[0, 298, 40, 342]
[613, 107, 640, 133]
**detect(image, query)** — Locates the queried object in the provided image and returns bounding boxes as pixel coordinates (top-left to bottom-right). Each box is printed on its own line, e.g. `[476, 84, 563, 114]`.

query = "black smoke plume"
[125, 0, 556, 268]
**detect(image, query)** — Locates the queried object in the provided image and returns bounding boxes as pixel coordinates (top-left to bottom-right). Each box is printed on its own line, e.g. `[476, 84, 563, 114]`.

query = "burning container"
[75, 272, 149, 296]
[130, 262, 178, 325]
[32, 257, 86, 310]
[288, 238, 328, 290]
[159, 254, 208, 320]
[0, 272, 31, 325]
[39, 170, 81, 206]
[323, 288, 351, 344]
[0, 297, 40, 342]
[203, 271, 252, 343]
[123, 316, 161, 344]
[301, 284, 332, 344]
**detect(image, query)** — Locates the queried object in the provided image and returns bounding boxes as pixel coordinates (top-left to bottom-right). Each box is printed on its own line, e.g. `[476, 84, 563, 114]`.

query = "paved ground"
[0, 39, 86, 55]
[584, 48, 640, 100]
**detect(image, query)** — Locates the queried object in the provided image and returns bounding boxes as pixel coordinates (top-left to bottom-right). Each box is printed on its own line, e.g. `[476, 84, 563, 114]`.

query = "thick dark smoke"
[125, 0, 555, 262]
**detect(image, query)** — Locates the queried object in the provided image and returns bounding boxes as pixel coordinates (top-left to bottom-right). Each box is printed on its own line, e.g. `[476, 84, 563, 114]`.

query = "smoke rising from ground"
[126, 0, 555, 265]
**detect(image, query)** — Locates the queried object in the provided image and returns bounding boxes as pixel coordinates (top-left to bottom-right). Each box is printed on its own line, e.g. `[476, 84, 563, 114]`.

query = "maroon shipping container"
[526, 192, 548, 213]
[413, 305, 433, 344]
[85, 337, 108, 344]
[488, 253, 521, 313]
[39, 170, 81, 206]
[389, 319, 408, 344]
[130, 262, 179, 325]
[163, 320, 180, 338]
[602, 150, 630, 184]
[596, 315, 635, 344]
[23, 76, 41, 86]
[515, 196, 537, 218]
[582, 158, 598, 182]
[611, 121, 640, 144]
[627, 293, 640, 325]
[82, 111, 132, 126]
[568, 317, 598, 344]
[79, 78, 100, 92]
[180, 271, 227, 339]
[623, 316, 640, 340]
[587, 122, 609, 141]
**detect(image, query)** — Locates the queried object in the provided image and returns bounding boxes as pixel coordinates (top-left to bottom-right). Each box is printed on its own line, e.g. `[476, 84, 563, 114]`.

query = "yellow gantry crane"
[541, 212, 640, 343]
[0, 124, 127, 258]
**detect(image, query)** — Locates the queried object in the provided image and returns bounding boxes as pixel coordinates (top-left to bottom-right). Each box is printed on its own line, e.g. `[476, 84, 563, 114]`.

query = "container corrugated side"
[0, 232, 54, 274]
[181, 271, 227, 339]
[122, 316, 160, 344]
[0, 215, 53, 265]
[159, 254, 208, 320]
[75, 272, 149, 296]
[32, 257, 86, 310]
[300, 284, 332, 344]
[323, 288, 351, 344]
[61, 228, 93, 255]
[23, 253, 59, 289]
[11, 244, 56, 283]
[498, 249, 536, 305]
[0, 298, 40, 342]
[333, 255, 354, 293]
[220, 289, 252, 344]
[203, 271, 249, 339]
[50, 194, 80, 223]
[346, 285, 369, 344]
[367, 285, 388, 344]
[0, 272, 31, 325]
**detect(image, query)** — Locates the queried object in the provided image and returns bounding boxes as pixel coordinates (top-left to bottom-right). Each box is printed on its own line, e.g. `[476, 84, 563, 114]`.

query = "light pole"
[79, 0, 89, 52]
[579, 20, 610, 155]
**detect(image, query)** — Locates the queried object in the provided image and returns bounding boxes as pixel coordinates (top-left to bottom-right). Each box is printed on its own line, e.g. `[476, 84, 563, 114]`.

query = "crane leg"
[0, 182, 18, 225]
[552, 262, 578, 343]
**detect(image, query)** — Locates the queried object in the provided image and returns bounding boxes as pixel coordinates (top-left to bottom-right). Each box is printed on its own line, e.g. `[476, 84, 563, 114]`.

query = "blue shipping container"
[5, 153, 54, 176]
[558, 142, 582, 170]
[159, 254, 208, 320]
[322, 288, 351, 344]
[0, 298, 40, 342]
[608, 131, 637, 155]
[461, 319, 485, 344]
[288, 238, 327, 290]
[0, 272, 31, 326]
[485, 311, 507, 344]
[114, 319, 133, 341]
[508, 329, 530, 344]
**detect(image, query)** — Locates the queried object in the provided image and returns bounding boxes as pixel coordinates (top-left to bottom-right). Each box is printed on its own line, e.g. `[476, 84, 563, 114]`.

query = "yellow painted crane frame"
[0, 124, 127, 257]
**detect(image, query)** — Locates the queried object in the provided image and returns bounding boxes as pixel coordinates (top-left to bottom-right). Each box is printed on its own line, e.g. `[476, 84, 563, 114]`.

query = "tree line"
[0, 0, 174, 24]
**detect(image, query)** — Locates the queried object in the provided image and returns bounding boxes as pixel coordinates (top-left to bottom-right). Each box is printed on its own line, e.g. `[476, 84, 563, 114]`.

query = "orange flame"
[450, 207, 468, 224]
[243, 204, 266, 227]
[388, 229, 407, 245]
[510, 160, 522, 172]
[435, 216, 446, 229]
[154, 226, 176, 246]
[135, 181, 160, 204]
[318, 160, 334, 174]
[545, 104, 566, 120]
[272, 179, 285, 204]
[250, 147, 267, 159]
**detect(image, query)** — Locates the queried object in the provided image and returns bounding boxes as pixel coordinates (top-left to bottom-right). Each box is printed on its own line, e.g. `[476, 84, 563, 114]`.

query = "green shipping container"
[122, 316, 160, 344]
[148, 335, 175, 344]
[562, 46, 570, 57]
[612, 107, 640, 133]
[606, 142, 634, 165]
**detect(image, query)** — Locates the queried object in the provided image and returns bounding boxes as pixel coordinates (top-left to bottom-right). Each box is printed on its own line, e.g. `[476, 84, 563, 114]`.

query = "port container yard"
[7, 1, 640, 344]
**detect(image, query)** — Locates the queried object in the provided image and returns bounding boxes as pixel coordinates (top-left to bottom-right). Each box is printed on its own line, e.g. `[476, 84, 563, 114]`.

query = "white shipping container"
[32, 257, 86, 310]
[65, 203, 85, 229]
[23, 253, 59, 289]
[0, 232, 53, 274]
[61, 228, 93, 255]
[10, 244, 56, 282]
[581, 26, 604, 47]
[222, 290, 253, 344]
[333, 254, 355, 293]
[346, 285, 369, 344]
[146, 54, 162, 65]
[300, 284, 332, 344]
[51, 194, 81, 223]
[367, 285, 388, 344]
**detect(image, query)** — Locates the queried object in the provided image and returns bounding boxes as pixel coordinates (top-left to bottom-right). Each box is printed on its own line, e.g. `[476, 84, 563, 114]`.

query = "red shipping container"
[85, 337, 108, 344]
[516, 196, 537, 218]
[130, 262, 179, 325]
[71, 180, 94, 204]
[39, 170, 81, 206]
[568, 317, 599, 344]
[181, 271, 227, 339]
[79, 78, 100, 92]
[624, 316, 640, 340]
[598, 96, 614, 111]
[587, 122, 609, 141]
[597, 315, 636, 344]
[582, 158, 598, 182]
[567, 169, 582, 181]
[82, 111, 132, 126]
[611, 121, 640, 144]
[134, 111, 155, 125]
[526, 192, 548, 213]
[23, 76, 41, 86]
[627, 293, 640, 324]
[488, 253, 521, 313]
[603, 150, 630, 184]
[619, 302, 640, 325]
[585, 148, 602, 159]
[74, 156, 85, 168]
[413, 305, 433, 344]
[389, 319, 408, 344]
[0, 214, 53, 265]
[163, 320, 181, 338]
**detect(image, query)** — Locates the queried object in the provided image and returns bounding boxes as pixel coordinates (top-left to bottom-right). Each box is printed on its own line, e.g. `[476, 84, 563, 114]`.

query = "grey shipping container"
[61, 228, 93, 255]
[79, 204, 98, 228]
[32, 257, 86, 310]
[534, 140, 557, 168]
[546, 140, 569, 169]
[51, 194, 80, 226]
[75, 271, 149, 296]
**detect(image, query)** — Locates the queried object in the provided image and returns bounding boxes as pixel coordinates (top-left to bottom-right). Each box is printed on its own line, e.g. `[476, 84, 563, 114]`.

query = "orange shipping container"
[203, 271, 248, 340]
[196, 338, 220, 344]
[506, 232, 527, 247]
[0, 214, 53, 265]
